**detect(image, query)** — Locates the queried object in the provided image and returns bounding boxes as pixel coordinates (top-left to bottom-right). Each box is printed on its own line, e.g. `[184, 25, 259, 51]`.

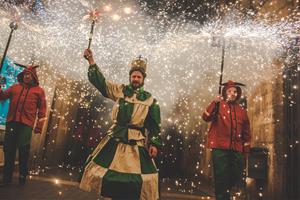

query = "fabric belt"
[127, 124, 145, 133]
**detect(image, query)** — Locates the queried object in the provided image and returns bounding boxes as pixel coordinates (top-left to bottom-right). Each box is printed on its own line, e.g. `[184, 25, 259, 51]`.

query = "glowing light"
[124, 7, 132, 15]
[112, 14, 121, 21]
[103, 5, 112, 12]
[0, 3, 298, 197]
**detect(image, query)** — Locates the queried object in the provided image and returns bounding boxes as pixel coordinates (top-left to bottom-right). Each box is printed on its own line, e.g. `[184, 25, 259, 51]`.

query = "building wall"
[240, 1, 299, 199]
[246, 47, 300, 200]
[283, 40, 300, 199]
[39, 79, 81, 166]
[239, 0, 298, 20]
[247, 59, 286, 199]
[28, 64, 57, 168]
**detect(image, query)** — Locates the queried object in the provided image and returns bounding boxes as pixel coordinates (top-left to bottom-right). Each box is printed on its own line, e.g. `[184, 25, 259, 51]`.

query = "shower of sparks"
[0, 0, 299, 196]
[83, 9, 101, 22]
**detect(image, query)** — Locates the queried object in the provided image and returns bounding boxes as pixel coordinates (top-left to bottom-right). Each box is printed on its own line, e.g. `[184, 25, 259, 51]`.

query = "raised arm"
[84, 49, 123, 101]
[202, 95, 222, 122]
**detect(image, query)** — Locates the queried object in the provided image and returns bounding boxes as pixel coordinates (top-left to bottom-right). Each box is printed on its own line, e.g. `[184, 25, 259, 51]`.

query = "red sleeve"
[36, 88, 47, 129]
[0, 86, 12, 100]
[242, 110, 251, 153]
[202, 101, 216, 122]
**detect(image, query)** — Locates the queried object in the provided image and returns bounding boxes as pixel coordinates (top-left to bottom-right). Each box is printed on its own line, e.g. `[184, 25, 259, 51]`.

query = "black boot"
[19, 175, 26, 186]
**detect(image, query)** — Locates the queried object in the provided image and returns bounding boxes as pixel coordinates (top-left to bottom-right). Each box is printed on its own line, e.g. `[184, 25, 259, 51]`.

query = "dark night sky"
[2, 0, 242, 23]
[135, 0, 244, 24]
[137, 0, 221, 22]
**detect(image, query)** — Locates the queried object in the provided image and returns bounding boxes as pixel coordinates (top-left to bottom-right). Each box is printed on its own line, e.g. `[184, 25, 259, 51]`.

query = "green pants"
[3, 122, 32, 183]
[212, 149, 245, 200]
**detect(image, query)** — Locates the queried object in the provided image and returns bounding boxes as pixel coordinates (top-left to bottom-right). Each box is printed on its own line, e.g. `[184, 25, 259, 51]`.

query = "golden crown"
[130, 55, 147, 72]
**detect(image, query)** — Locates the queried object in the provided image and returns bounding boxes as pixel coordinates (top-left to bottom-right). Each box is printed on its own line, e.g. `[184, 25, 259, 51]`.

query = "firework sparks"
[0, 0, 299, 196]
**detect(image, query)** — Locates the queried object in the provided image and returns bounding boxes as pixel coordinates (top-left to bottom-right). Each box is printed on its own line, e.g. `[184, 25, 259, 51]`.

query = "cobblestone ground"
[0, 174, 215, 200]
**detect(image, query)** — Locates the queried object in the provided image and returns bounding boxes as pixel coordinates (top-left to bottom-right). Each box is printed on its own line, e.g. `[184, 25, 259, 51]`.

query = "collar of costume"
[122, 85, 151, 101]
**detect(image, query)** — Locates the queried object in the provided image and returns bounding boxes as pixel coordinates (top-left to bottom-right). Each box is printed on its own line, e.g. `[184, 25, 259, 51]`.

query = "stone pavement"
[0, 172, 215, 200]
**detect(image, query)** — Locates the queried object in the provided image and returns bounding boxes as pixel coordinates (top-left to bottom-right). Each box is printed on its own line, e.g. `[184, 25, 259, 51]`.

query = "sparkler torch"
[86, 9, 100, 49]
[88, 19, 96, 49]
[211, 37, 226, 121]
[0, 21, 18, 86]
[211, 37, 245, 120]
[218, 40, 226, 96]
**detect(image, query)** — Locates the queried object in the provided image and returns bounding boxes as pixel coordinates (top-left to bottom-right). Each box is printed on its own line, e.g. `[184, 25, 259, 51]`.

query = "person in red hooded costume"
[0, 64, 46, 186]
[202, 80, 251, 200]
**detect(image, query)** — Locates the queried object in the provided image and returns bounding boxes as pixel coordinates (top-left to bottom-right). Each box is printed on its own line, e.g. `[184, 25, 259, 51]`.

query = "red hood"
[17, 65, 39, 86]
[221, 80, 244, 102]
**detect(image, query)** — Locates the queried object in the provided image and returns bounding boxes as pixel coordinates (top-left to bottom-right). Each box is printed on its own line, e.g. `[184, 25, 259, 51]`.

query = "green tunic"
[80, 64, 162, 200]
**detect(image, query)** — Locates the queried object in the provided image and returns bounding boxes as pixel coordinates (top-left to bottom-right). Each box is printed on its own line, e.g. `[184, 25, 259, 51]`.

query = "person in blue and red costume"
[0, 64, 47, 186]
[202, 80, 251, 200]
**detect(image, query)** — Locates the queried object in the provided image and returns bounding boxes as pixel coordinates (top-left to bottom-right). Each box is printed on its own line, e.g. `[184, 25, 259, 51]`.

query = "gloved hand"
[34, 126, 42, 134]
[84, 49, 96, 65]
[149, 145, 158, 158]
[243, 144, 251, 153]
[0, 76, 6, 86]
[34, 118, 46, 134]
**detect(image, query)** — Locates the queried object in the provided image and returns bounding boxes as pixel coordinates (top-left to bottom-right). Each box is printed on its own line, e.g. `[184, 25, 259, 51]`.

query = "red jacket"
[202, 81, 251, 153]
[0, 66, 46, 129]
